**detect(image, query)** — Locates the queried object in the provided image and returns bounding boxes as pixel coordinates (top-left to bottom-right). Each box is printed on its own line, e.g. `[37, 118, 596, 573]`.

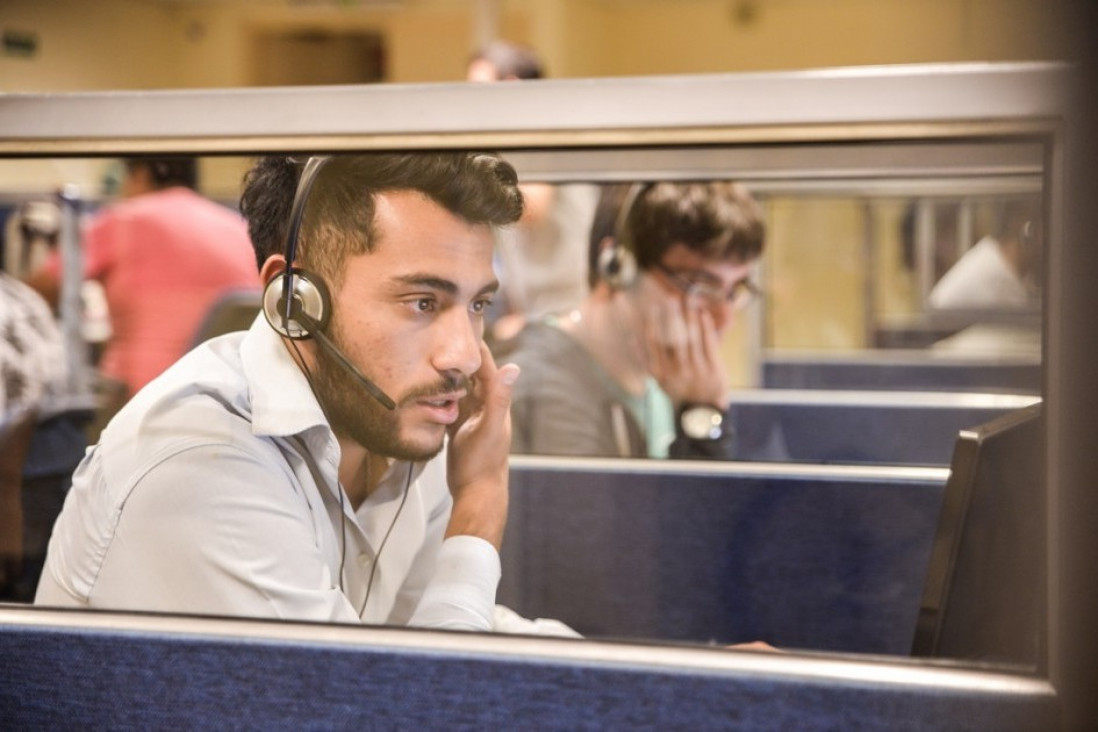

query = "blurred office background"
[0, 0, 1077, 91]
[1, 0, 1080, 387]
[2, 2, 1096, 727]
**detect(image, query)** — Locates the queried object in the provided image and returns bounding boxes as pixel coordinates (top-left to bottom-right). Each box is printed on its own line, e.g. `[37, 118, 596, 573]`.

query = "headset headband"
[282, 155, 331, 327]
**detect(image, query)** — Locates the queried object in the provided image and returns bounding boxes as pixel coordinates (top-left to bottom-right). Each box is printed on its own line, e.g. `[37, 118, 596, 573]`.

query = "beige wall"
[1, 0, 181, 91]
[0, 0, 1074, 93]
[587, 0, 1070, 77]
[1, 0, 535, 91]
[766, 198, 867, 350]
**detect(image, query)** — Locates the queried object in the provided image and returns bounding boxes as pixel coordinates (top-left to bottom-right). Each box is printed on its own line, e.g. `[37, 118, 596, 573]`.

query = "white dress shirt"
[35, 315, 500, 630]
[927, 236, 1033, 310]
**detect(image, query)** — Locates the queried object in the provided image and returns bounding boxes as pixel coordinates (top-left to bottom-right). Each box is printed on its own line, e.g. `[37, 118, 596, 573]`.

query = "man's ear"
[259, 255, 288, 287]
[595, 235, 636, 291]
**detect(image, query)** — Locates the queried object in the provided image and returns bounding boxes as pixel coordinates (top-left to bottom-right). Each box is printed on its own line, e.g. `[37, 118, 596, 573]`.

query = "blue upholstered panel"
[725, 398, 1031, 465]
[762, 356, 1041, 394]
[0, 613, 1058, 730]
[501, 461, 946, 655]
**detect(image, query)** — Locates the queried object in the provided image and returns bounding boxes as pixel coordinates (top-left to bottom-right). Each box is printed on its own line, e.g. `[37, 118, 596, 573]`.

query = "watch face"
[681, 406, 723, 440]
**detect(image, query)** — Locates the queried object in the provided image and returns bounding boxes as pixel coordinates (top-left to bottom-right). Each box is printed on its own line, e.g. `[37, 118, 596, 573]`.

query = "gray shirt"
[503, 322, 734, 460]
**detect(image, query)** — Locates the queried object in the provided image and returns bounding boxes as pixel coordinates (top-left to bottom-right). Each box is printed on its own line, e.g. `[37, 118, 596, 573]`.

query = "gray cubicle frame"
[0, 62, 1070, 726]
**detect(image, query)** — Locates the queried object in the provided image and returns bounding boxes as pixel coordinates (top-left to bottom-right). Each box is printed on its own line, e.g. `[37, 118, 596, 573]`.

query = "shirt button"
[357, 553, 370, 568]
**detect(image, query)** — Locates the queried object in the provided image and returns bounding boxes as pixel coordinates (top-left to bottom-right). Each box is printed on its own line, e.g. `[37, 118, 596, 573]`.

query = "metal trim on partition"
[498, 140, 1048, 187]
[0, 121, 1063, 157]
[0, 62, 1069, 155]
[720, 389, 1042, 409]
[508, 453, 950, 485]
[0, 606, 1053, 697]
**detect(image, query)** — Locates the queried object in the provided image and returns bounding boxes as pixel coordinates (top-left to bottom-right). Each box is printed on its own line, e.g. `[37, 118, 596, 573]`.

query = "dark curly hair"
[587, 181, 765, 288]
[239, 152, 524, 284]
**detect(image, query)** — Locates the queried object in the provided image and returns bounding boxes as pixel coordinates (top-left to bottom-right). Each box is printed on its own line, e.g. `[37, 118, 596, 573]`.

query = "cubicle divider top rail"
[0, 607, 1057, 730]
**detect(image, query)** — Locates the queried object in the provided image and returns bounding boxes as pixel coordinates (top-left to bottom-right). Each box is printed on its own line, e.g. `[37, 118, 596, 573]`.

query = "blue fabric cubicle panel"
[501, 459, 947, 656]
[762, 355, 1041, 394]
[0, 610, 1058, 730]
[725, 393, 1039, 466]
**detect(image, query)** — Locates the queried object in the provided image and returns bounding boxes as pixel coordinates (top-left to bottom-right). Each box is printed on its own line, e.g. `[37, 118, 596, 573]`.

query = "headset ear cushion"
[596, 244, 637, 290]
[262, 268, 331, 339]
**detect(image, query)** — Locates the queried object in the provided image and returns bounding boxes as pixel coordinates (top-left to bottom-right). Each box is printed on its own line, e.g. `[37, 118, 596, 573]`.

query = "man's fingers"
[493, 363, 520, 404]
[472, 342, 519, 421]
[644, 313, 671, 380]
[684, 303, 706, 371]
[663, 299, 690, 350]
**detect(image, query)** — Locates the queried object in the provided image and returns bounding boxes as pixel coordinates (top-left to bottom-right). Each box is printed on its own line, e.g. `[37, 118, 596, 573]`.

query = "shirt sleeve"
[512, 385, 620, 457]
[407, 535, 500, 631]
[388, 453, 501, 631]
[668, 430, 737, 460]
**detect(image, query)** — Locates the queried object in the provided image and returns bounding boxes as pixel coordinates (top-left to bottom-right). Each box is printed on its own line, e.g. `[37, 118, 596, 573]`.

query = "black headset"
[262, 156, 332, 340]
[261, 155, 396, 410]
[262, 155, 409, 617]
[596, 181, 647, 289]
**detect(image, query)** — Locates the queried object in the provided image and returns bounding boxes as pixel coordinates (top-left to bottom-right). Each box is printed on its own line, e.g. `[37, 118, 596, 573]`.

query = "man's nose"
[433, 309, 483, 376]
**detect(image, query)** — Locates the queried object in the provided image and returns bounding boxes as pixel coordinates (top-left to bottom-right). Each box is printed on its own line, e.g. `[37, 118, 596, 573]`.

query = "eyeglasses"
[652, 262, 760, 310]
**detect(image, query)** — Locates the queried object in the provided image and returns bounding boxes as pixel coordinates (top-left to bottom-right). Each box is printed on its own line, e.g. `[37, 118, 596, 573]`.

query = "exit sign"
[3, 30, 39, 58]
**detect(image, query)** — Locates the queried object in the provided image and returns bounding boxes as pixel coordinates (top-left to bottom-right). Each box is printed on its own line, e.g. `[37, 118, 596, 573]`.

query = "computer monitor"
[911, 402, 1046, 671]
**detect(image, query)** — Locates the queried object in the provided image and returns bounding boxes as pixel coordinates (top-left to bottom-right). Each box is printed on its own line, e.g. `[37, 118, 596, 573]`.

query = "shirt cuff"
[408, 535, 501, 632]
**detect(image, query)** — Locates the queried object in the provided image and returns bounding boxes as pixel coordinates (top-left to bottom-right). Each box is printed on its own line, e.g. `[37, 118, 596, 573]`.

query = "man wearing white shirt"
[926, 197, 1043, 357]
[36, 153, 572, 635]
[927, 197, 1042, 311]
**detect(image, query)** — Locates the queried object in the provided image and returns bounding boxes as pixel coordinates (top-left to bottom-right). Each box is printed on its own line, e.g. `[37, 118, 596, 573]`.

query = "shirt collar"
[239, 314, 430, 486]
[240, 314, 329, 439]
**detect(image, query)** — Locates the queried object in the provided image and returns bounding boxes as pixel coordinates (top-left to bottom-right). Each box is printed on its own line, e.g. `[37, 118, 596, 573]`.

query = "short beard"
[308, 327, 466, 463]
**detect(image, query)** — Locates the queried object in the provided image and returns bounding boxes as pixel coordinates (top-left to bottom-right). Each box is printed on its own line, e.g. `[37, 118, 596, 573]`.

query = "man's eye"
[471, 298, 493, 315]
[414, 298, 436, 312]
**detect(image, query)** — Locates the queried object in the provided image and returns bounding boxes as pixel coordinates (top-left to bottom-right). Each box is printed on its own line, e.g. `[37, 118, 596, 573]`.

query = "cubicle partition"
[0, 63, 1068, 725]
[501, 456, 949, 655]
[725, 389, 1041, 465]
[0, 608, 1058, 730]
[762, 351, 1042, 394]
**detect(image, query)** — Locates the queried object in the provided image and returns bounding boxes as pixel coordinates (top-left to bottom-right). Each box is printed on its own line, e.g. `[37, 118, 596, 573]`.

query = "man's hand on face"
[444, 342, 519, 550]
[643, 291, 730, 411]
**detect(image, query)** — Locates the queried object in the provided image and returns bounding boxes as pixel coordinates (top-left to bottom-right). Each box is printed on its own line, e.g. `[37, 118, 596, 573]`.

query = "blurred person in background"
[467, 40, 544, 83]
[0, 271, 65, 600]
[24, 157, 260, 425]
[928, 196, 1043, 356]
[5, 198, 111, 360]
[502, 181, 765, 460]
[928, 196, 1042, 311]
[467, 41, 600, 343]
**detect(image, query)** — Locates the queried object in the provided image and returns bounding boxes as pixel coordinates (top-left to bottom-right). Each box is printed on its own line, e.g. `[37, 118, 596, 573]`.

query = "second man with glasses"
[497, 180, 765, 460]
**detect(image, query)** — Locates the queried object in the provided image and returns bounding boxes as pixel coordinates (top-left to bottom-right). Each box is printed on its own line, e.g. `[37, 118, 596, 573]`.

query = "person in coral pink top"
[26, 157, 260, 411]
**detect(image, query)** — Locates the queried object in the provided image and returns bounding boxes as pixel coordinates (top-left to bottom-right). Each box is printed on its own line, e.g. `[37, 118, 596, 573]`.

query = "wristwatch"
[679, 404, 725, 441]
